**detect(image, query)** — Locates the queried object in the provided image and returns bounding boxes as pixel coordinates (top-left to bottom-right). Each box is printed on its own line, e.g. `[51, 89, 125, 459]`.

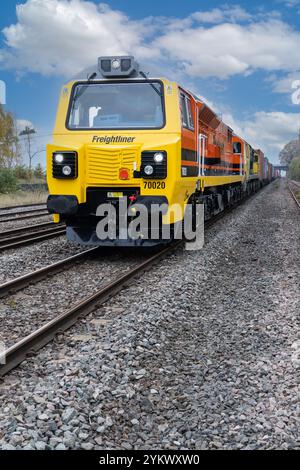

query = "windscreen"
[68, 81, 164, 130]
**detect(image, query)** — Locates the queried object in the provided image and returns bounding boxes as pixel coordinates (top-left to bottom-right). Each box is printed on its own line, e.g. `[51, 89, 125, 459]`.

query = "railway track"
[0, 202, 46, 212]
[0, 221, 57, 237]
[290, 179, 300, 189]
[288, 181, 300, 209]
[0, 242, 180, 376]
[0, 209, 49, 224]
[0, 207, 49, 219]
[0, 224, 66, 252]
[0, 247, 99, 298]
[0, 183, 269, 376]
[0, 213, 50, 224]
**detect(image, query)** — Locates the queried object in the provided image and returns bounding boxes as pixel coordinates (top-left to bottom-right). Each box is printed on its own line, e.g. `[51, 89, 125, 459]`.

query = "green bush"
[13, 165, 32, 180]
[289, 156, 300, 181]
[0, 167, 18, 193]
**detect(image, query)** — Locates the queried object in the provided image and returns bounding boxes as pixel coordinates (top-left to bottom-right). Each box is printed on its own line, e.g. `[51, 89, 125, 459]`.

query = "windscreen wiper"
[139, 71, 162, 97]
[73, 72, 98, 103]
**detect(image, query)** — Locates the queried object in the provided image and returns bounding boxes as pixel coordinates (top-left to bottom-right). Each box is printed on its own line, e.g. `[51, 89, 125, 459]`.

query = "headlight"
[62, 165, 72, 176]
[153, 152, 164, 163]
[140, 151, 167, 179]
[52, 151, 78, 179]
[144, 165, 154, 176]
[54, 153, 64, 163]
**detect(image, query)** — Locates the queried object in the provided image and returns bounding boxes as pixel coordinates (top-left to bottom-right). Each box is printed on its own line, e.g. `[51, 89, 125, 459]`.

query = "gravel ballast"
[0, 180, 299, 450]
[0, 215, 53, 233]
[0, 235, 89, 283]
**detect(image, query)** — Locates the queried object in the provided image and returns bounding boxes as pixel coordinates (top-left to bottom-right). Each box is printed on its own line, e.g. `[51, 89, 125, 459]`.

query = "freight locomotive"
[46, 56, 275, 246]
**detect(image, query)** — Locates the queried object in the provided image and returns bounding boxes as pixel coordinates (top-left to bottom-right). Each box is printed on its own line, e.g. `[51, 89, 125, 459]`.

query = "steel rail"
[0, 208, 48, 219]
[0, 247, 99, 299]
[0, 212, 51, 224]
[290, 180, 300, 190]
[288, 182, 300, 210]
[0, 222, 62, 238]
[0, 202, 46, 212]
[0, 225, 65, 245]
[0, 227, 66, 252]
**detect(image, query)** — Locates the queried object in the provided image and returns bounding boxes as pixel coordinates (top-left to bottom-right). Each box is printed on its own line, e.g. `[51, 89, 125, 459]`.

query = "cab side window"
[180, 94, 188, 128]
[233, 142, 241, 154]
[186, 98, 194, 130]
[180, 93, 194, 131]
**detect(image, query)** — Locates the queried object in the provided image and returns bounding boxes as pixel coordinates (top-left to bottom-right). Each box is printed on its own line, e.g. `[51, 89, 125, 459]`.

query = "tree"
[34, 163, 45, 179]
[0, 167, 17, 193]
[289, 156, 300, 182]
[19, 126, 36, 171]
[0, 104, 21, 168]
[279, 130, 300, 166]
[14, 164, 31, 180]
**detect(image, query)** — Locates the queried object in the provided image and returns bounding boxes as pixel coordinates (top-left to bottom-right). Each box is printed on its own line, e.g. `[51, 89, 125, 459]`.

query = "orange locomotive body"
[179, 88, 244, 180]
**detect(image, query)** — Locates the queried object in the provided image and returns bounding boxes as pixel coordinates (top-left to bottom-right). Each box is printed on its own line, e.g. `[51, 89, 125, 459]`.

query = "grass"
[17, 177, 46, 185]
[0, 190, 48, 208]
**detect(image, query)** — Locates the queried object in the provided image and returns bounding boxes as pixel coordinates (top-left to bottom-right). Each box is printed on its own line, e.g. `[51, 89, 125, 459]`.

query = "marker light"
[119, 168, 129, 180]
[154, 152, 164, 163]
[62, 165, 72, 176]
[144, 165, 154, 176]
[55, 154, 64, 163]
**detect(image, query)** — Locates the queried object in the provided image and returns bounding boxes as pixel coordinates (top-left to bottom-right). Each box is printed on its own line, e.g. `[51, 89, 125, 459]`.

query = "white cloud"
[155, 19, 300, 79]
[0, 1, 300, 80]
[268, 72, 300, 95]
[1, 1, 300, 164]
[191, 5, 251, 24]
[0, 0, 157, 77]
[278, 0, 300, 6]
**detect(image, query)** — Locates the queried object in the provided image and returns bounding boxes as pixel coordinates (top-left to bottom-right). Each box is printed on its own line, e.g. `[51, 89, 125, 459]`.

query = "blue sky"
[1, 0, 300, 166]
